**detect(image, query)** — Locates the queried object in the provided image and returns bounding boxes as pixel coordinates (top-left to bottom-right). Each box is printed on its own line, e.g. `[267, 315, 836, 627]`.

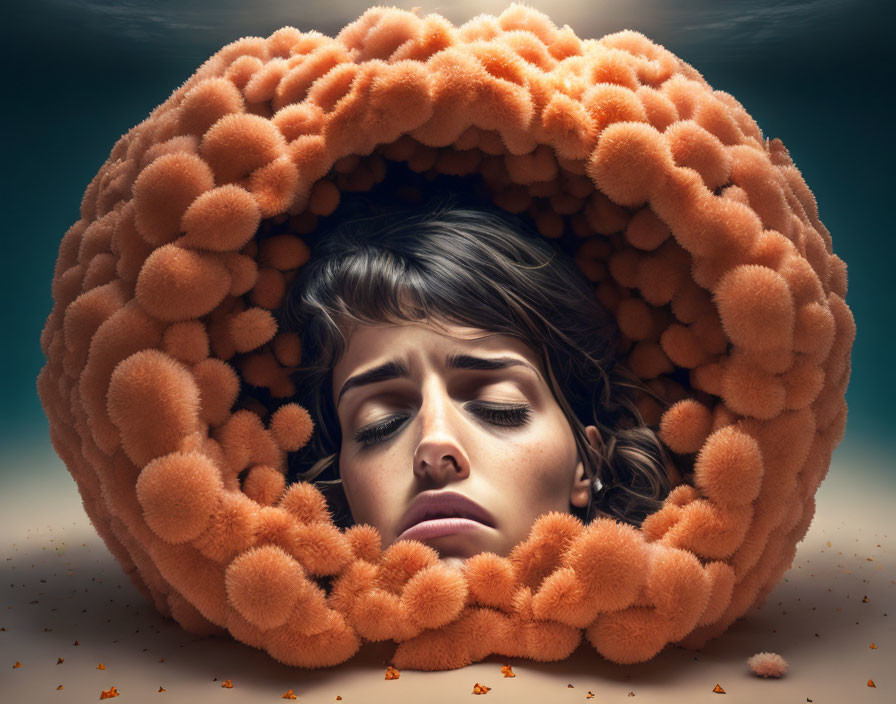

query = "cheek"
[339, 449, 401, 531]
[505, 416, 578, 498]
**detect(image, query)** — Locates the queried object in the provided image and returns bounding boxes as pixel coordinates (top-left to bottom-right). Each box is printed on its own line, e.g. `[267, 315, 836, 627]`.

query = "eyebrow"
[336, 353, 539, 408]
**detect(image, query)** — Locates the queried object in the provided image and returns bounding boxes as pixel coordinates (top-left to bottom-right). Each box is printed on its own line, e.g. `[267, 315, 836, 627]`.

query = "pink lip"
[396, 517, 491, 542]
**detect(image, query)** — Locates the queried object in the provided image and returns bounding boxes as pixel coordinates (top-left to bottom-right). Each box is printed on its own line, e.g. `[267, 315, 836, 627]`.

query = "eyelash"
[352, 403, 532, 448]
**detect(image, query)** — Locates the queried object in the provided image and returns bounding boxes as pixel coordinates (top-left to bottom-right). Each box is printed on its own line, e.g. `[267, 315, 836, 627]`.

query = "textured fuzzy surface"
[37, 3, 854, 671]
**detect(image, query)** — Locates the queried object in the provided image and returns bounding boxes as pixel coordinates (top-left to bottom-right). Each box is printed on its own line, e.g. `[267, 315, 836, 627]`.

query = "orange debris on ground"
[870, 643, 877, 649]
[96, 663, 105, 670]
[868, 679, 876, 687]
[473, 682, 491, 694]
[501, 664, 515, 677]
[282, 688, 298, 699]
[99, 685, 119, 699]
[56, 657, 64, 664]
[385, 665, 400, 679]
[221, 679, 233, 688]
[713, 683, 726, 693]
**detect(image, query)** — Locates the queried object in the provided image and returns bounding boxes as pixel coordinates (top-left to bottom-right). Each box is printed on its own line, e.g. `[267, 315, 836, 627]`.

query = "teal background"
[1, 0, 891, 479]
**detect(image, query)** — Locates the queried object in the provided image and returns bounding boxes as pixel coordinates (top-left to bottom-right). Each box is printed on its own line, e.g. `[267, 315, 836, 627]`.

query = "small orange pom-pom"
[658, 399, 713, 454]
[269, 403, 314, 452]
[258, 234, 311, 271]
[229, 307, 277, 353]
[242, 464, 287, 506]
[747, 651, 788, 678]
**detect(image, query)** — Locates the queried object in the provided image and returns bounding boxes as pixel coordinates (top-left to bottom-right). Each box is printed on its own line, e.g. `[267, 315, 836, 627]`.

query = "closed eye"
[351, 402, 532, 448]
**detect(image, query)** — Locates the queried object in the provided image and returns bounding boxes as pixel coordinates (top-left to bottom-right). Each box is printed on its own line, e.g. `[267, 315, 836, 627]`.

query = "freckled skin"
[331, 320, 601, 571]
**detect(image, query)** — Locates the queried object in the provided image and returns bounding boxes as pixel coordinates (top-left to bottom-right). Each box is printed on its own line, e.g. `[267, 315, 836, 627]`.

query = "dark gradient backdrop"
[2, 0, 891, 483]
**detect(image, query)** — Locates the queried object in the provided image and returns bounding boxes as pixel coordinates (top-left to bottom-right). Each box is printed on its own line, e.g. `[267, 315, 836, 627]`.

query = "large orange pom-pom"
[225, 545, 308, 631]
[136, 245, 231, 321]
[136, 450, 224, 543]
[107, 349, 201, 467]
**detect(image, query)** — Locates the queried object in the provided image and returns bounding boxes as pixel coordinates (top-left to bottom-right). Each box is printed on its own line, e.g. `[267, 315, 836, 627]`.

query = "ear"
[570, 425, 602, 509]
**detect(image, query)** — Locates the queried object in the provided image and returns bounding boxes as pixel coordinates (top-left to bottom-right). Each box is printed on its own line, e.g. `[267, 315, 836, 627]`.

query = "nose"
[412, 378, 470, 483]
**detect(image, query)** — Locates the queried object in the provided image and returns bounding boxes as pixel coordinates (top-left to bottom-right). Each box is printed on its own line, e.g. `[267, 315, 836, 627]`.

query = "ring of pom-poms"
[37, 3, 853, 671]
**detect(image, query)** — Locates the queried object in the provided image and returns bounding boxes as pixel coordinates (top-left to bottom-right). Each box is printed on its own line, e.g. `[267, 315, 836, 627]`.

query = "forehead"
[332, 320, 541, 382]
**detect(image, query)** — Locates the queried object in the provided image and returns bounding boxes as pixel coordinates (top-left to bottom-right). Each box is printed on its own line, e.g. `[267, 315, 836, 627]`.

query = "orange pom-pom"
[229, 307, 277, 353]
[132, 152, 215, 246]
[269, 403, 314, 452]
[177, 77, 245, 137]
[136, 450, 224, 543]
[588, 122, 673, 207]
[242, 464, 287, 506]
[162, 321, 210, 364]
[225, 545, 308, 630]
[250, 267, 286, 309]
[258, 234, 311, 270]
[200, 112, 287, 184]
[693, 425, 763, 506]
[747, 651, 788, 678]
[715, 264, 795, 352]
[193, 358, 240, 426]
[136, 245, 231, 321]
[179, 184, 261, 252]
[658, 399, 713, 454]
[222, 252, 259, 296]
[272, 332, 302, 367]
[280, 481, 332, 524]
[107, 349, 201, 467]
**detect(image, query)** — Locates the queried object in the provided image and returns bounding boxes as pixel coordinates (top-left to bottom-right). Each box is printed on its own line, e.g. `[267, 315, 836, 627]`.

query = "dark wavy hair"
[278, 179, 675, 531]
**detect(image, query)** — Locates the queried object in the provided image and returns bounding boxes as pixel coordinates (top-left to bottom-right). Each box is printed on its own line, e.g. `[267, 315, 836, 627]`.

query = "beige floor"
[1, 440, 893, 703]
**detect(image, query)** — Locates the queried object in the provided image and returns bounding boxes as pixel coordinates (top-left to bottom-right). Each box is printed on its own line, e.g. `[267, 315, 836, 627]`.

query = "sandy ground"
[1, 440, 893, 703]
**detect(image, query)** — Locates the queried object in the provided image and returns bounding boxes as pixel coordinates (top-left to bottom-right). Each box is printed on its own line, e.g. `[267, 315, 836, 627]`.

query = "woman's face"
[331, 319, 600, 571]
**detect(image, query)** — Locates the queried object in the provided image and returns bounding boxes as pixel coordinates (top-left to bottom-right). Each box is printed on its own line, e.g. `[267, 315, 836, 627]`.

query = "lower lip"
[396, 518, 491, 542]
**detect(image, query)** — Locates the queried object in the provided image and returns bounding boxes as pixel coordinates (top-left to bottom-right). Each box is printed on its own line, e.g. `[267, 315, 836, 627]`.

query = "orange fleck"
[627, 693, 635, 697]
[473, 682, 491, 694]
[56, 685, 62, 690]
[97, 663, 106, 670]
[159, 687, 166, 692]
[57, 657, 64, 664]
[870, 643, 877, 649]
[336, 697, 342, 701]
[501, 664, 515, 677]
[713, 683, 726, 693]
[221, 678, 234, 688]
[568, 683, 574, 687]
[99, 685, 120, 699]
[13, 661, 21, 668]
[282, 688, 297, 700]
[862, 596, 870, 603]
[587, 693, 595, 699]
[385, 665, 400, 680]
[868, 679, 876, 687]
